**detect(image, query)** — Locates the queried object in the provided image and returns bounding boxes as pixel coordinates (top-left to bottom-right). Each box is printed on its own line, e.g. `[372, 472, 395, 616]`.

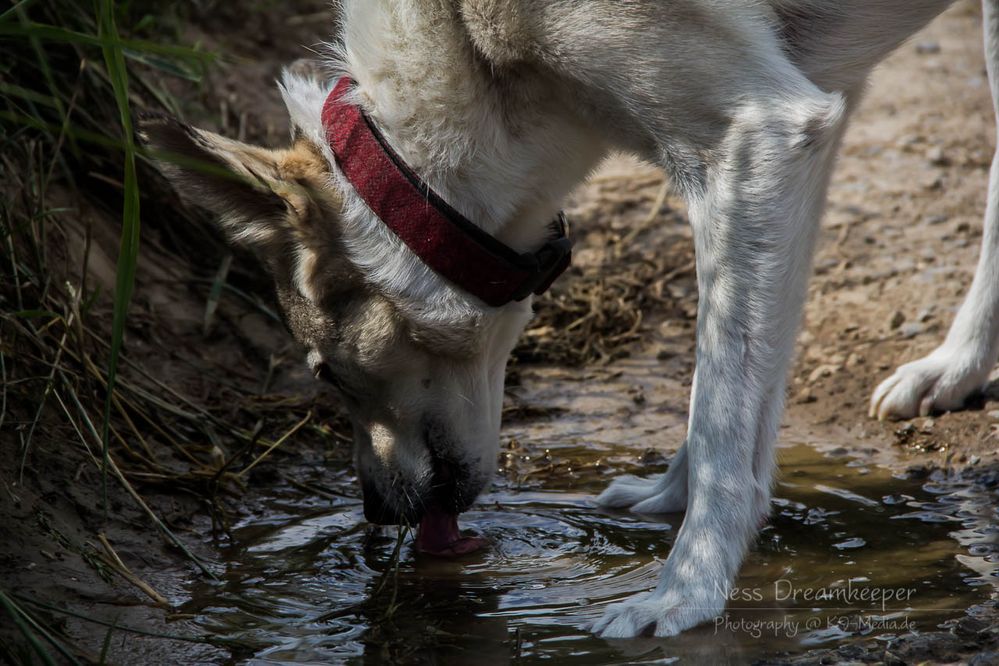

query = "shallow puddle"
[181, 434, 997, 664]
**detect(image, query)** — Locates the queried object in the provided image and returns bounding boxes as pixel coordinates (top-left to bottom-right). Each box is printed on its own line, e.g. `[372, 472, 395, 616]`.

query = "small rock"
[924, 213, 949, 226]
[883, 650, 905, 666]
[808, 364, 840, 383]
[926, 145, 949, 166]
[639, 449, 668, 465]
[954, 615, 989, 636]
[916, 40, 941, 55]
[900, 323, 924, 339]
[986, 410, 999, 419]
[889, 310, 906, 329]
[796, 387, 817, 404]
[923, 174, 944, 190]
[837, 645, 867, 660]
[846, 352, 865, 367]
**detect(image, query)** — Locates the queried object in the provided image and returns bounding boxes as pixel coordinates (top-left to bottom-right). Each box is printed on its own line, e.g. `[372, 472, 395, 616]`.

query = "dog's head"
[141, 77, 531, 529]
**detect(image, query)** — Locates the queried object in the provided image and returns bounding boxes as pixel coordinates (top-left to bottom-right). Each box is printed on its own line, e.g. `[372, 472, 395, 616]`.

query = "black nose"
[361, 478, 424, 526]
[429, 454, 461, 507]
[361, 478, 396, 525]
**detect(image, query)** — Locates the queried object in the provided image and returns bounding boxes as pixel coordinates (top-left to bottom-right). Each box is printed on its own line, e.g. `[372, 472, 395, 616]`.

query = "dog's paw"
[592, 587, 723, 638]
[870, 348, 991, 420]
[596, 472, 687, 513]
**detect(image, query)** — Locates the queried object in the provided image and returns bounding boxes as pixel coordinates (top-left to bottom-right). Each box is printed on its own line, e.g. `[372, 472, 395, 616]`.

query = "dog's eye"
[313, 361, 363, 402]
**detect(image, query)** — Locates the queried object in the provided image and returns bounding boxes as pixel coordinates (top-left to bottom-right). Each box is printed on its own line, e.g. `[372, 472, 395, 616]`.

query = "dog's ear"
[139, 114, 316, 252]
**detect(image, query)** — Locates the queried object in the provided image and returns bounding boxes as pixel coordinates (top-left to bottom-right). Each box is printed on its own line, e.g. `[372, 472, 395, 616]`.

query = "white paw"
[592, 586, 723, 638]
[596, 471, 687, 513]
[869, 348, 992, 420]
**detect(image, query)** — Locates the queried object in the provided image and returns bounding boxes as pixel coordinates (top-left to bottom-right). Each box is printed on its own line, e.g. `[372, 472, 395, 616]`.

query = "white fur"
[268, 0, 999, 640]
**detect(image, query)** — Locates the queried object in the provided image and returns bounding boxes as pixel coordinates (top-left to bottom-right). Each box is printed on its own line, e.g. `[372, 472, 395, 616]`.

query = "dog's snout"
[353, 416, 493, 526]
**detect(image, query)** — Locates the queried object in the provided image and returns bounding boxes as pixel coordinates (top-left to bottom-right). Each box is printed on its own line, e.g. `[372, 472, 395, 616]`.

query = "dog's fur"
[143, 0, 999, 638]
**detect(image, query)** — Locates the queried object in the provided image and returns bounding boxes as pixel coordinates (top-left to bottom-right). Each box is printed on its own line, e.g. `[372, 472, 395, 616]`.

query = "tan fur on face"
[141, 115, 483, 362]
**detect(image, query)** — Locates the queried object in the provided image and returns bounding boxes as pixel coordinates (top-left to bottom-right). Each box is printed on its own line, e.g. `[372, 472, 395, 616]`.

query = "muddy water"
[182, 362, 998, 664]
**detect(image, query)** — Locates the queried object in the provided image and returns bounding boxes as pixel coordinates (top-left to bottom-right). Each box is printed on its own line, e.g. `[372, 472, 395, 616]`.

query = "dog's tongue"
[415, 508, 487, 557]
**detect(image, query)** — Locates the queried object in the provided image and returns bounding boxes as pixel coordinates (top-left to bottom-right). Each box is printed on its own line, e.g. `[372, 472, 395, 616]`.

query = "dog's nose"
[361, 478, 398, 525]
[428, 453, 461, 505]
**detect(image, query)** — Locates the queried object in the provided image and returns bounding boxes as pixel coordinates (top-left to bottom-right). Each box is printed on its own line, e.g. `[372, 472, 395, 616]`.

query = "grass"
[96, 0, 141, 516]
[0, 589, 80, 666]
[0, 0, 348, 660]
[1, 0, 200, 657]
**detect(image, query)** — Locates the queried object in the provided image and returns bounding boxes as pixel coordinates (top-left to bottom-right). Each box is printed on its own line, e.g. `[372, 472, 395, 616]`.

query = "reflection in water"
[182, 443, 996, 664]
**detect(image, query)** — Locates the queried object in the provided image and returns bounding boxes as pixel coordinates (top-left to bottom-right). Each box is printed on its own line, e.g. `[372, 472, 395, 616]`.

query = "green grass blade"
[0, 588, 81, 666]
[0, 21, 216, 63]
[97, 0, 140, 517]
[0, 0, 41, 23]
[11, 1, 72, 154]
[0, 81, 60, 108]
[0, 590, 58, 666]
[98, 614, 117, 664]
[17, 596, 212, 646]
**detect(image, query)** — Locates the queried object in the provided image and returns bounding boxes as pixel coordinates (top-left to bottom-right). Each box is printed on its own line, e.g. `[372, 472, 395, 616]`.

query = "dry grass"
[516, 179, 694, 366]
[0, 2, 348, 661]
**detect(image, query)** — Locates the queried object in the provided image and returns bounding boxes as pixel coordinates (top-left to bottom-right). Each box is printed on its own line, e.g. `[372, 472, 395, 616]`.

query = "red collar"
[321, 77, 571, 307]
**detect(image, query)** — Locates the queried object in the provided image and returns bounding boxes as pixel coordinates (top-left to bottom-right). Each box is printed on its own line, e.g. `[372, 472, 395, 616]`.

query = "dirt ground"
[3, 1, 999, 664]
[792, 2, 999, 465]
[566, 1, 999, 466]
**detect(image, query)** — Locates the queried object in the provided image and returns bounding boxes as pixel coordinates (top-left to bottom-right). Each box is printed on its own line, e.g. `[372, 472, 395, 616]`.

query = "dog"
[142, 0, 999, 638]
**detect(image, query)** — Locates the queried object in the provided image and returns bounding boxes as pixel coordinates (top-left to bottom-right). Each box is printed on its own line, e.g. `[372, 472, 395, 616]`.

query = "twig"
[237, 410, 312, 479]
[96, 533, 170, 608]
[60, 378, 218, 580]
[20, 308, 74, 480]
[15, 596, 209, 646]
[620, 179, 671, 249]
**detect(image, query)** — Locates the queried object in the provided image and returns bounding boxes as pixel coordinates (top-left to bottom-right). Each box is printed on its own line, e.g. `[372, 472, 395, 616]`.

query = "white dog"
[143, 0, 999, 638]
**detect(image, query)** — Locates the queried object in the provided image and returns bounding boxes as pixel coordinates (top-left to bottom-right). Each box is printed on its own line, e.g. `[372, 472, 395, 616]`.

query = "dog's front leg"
[594, 89, 849, 639]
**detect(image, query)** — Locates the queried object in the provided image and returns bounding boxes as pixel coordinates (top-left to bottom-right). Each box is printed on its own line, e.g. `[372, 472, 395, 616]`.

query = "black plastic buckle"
[511, 212, 572, 301]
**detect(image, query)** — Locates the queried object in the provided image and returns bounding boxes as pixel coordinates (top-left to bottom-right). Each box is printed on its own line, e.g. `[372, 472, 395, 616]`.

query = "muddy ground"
[2, 1, 999, 664]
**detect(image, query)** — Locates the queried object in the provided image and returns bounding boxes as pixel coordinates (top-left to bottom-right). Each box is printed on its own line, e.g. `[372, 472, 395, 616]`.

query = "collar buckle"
[511, 212, 573, 302]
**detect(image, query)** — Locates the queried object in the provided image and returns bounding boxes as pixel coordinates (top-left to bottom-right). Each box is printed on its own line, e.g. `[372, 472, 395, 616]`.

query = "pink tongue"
[415, 509, 487, 557]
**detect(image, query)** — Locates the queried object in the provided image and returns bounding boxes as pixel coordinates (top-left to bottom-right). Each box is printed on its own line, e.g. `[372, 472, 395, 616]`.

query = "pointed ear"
[139, 114, 306, 250]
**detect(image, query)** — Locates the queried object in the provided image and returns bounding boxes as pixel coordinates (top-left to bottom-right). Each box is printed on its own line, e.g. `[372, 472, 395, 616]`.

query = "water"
[179, 435, 997, 665]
